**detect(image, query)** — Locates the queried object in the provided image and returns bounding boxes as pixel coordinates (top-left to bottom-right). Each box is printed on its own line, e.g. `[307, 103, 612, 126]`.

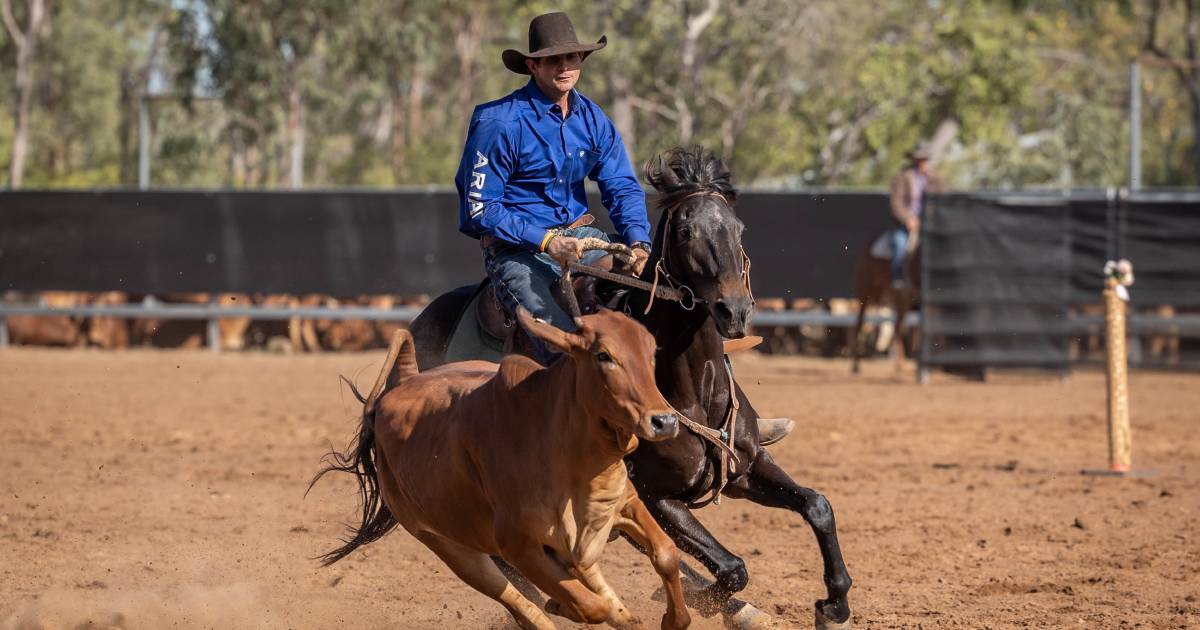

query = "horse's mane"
[643, 146, 738, 209]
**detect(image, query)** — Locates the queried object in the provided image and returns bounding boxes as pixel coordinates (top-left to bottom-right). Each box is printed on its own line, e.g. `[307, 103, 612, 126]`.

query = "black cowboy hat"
[502, 12, 607, 75]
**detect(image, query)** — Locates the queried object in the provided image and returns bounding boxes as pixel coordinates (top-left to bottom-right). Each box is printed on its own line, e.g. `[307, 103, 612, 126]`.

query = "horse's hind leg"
[892, 298, 909, 374]
[724, 450, 852, 628]
[613, 489, 690, 629]
[413, 531, 553, 630]
[850, 298, 867, 374]
[491, 556, 545, 607]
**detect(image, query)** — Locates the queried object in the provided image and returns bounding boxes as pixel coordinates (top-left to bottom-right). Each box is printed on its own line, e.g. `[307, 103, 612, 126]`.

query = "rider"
[455, 12, 792, 446]
[887, 141, 939, 290]
[455, 12, 651, 364]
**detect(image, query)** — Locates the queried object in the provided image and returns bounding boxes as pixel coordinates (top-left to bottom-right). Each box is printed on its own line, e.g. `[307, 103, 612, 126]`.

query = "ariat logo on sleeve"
[468, 151, 490, 218]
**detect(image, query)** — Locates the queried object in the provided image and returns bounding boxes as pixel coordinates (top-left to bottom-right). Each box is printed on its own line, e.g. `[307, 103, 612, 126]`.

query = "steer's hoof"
[723, 602, 773, 629]
[814, 603, 851, 630]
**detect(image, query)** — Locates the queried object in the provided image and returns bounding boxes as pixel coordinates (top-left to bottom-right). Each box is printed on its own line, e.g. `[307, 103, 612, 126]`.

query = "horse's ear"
[645, 152, 680, 192]
[515, 306, 586, 354]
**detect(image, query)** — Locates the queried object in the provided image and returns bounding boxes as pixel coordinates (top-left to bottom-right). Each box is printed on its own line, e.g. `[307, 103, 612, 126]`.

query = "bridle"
[642, 190, 753, 315]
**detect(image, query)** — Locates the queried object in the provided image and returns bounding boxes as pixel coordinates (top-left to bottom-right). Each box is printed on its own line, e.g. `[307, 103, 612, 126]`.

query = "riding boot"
[756, 417, 795, 446]
[721, 340, 797, 447]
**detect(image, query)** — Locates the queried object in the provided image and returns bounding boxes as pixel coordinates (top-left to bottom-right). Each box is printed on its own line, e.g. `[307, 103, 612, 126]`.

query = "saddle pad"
[444, 282, 507, 364]
[868, 232, 894, 260]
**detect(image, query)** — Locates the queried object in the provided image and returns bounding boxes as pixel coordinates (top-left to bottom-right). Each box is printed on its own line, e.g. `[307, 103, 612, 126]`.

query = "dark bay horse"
[408, 147, 852, 629]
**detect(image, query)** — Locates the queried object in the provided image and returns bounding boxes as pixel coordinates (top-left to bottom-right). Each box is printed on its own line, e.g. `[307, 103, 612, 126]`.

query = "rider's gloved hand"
[545, 234, 584, 266]
[631, 247, 650, 276]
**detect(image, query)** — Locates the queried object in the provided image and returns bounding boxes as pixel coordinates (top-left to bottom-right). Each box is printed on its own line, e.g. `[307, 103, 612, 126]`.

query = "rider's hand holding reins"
[546, 234, 585, 266]
[631, 247, 649, 276]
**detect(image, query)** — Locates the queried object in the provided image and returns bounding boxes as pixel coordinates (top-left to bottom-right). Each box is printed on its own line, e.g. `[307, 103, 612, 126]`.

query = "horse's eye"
[596, 351, 613, 363]
[678, 227, 692, 239]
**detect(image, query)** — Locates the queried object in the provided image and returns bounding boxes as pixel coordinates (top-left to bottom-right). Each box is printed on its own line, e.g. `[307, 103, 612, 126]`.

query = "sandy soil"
[0, 348, 1197, 629]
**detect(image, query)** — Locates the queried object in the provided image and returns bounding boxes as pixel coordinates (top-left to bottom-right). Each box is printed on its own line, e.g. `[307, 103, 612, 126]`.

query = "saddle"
[481, 254, 615, 337]
[443, 256, 617, 364]
[867, 228, 920, 260]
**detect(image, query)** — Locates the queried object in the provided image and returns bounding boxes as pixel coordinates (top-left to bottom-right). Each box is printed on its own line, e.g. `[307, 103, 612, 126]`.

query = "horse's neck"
[645, 302, 729, 427]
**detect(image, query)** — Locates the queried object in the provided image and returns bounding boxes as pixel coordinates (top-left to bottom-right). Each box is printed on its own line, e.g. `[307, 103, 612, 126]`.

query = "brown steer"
[315, 308, 690, 629]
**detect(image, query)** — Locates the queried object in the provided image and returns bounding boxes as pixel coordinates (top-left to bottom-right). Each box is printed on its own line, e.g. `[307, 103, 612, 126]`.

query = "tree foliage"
[1, 0, 1196, 189]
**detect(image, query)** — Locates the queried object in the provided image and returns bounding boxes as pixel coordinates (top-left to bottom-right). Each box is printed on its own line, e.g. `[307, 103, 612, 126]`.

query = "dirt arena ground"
[1, 348, 1197, 629]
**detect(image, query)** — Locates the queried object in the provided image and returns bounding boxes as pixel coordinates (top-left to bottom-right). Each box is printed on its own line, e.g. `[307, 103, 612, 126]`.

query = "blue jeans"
[483, 226, 610, 361]
[889, 227, 908, 282]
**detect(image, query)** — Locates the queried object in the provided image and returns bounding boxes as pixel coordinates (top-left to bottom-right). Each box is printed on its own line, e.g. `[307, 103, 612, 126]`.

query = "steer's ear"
[516, 306, 587, 354]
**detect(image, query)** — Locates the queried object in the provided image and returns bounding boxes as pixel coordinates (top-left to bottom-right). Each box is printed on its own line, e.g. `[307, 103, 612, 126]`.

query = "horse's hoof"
[814, 603, 851, 630]
[723, 602, 772, 629]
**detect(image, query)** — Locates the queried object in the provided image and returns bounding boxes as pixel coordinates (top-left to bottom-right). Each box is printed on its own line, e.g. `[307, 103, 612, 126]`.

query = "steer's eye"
[596, 351, 613, 364]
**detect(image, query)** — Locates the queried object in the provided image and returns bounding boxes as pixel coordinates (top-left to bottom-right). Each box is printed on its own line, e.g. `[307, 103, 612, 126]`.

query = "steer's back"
[371, 360, 501, 549]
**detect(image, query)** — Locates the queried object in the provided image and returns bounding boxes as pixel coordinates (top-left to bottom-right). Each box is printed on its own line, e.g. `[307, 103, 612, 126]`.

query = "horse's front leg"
[642, 497, 748, 616]
[724, 450, 852, 629]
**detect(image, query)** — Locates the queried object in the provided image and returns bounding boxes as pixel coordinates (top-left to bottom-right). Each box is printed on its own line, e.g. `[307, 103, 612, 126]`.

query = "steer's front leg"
[498, 533, 613, 626]
[613, 485, 691, 629]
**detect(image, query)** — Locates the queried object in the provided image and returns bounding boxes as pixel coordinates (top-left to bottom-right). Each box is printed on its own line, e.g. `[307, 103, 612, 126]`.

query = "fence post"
[1129, 62, 1142, 192]
[0, 317, 8, 347]
[207, 295, 221, 353]
[1103, 267, 1133, 473]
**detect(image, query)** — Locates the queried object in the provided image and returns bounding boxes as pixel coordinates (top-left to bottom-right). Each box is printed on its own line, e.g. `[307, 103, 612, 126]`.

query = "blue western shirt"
[455, 80, 651, 251]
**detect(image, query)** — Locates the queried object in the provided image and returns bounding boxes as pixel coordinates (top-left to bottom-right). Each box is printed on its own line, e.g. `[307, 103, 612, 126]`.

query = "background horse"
[408, 147, 852, 630]
[850, 232, 920, 375]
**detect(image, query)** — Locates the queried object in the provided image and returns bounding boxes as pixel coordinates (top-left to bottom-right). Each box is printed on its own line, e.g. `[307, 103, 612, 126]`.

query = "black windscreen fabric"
[922, 193, 1200, 370]
[921, 195, 1071, 368]
[1066, 197, 1112, 304]
[0, 190, 477, 296]
[1120, 198, 1200, 308]
[0, 189, 889, 298]
[1, 190, 1193, 310]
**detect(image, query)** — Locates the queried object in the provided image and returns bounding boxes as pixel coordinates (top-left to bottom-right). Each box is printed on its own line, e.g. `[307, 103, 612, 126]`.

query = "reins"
[562, 189, 752, 316]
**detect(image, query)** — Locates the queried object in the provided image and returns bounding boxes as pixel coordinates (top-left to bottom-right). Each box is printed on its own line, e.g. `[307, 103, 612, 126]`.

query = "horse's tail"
[309, 330, 417, 566]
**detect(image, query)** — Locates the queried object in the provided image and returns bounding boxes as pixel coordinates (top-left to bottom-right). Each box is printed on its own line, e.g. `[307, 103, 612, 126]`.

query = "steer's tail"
[309, 329, 418, 566]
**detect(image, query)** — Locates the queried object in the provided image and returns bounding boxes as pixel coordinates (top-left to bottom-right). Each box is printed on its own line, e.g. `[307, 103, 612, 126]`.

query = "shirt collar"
[523, 80, 579, 119]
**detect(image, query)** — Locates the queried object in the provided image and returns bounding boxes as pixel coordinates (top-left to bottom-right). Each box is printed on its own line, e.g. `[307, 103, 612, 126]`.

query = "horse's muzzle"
[713, 297, 753, 339]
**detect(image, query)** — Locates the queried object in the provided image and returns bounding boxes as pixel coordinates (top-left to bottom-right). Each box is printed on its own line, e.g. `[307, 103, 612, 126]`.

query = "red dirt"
[1, 349, 1197, 629]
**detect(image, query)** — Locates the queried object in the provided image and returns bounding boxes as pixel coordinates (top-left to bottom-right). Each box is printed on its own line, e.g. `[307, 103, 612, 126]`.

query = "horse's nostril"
[715, 300, 734, 320]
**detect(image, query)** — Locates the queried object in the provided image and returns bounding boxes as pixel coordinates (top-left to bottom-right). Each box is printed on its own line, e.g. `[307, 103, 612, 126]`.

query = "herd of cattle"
[2, 291, 901, 356]
[2, 291, 1187, 367]
[0, 291, 428, 352]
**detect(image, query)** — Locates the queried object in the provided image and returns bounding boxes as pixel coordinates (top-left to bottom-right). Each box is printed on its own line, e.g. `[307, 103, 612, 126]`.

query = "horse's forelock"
[645, 146, 737, 210]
